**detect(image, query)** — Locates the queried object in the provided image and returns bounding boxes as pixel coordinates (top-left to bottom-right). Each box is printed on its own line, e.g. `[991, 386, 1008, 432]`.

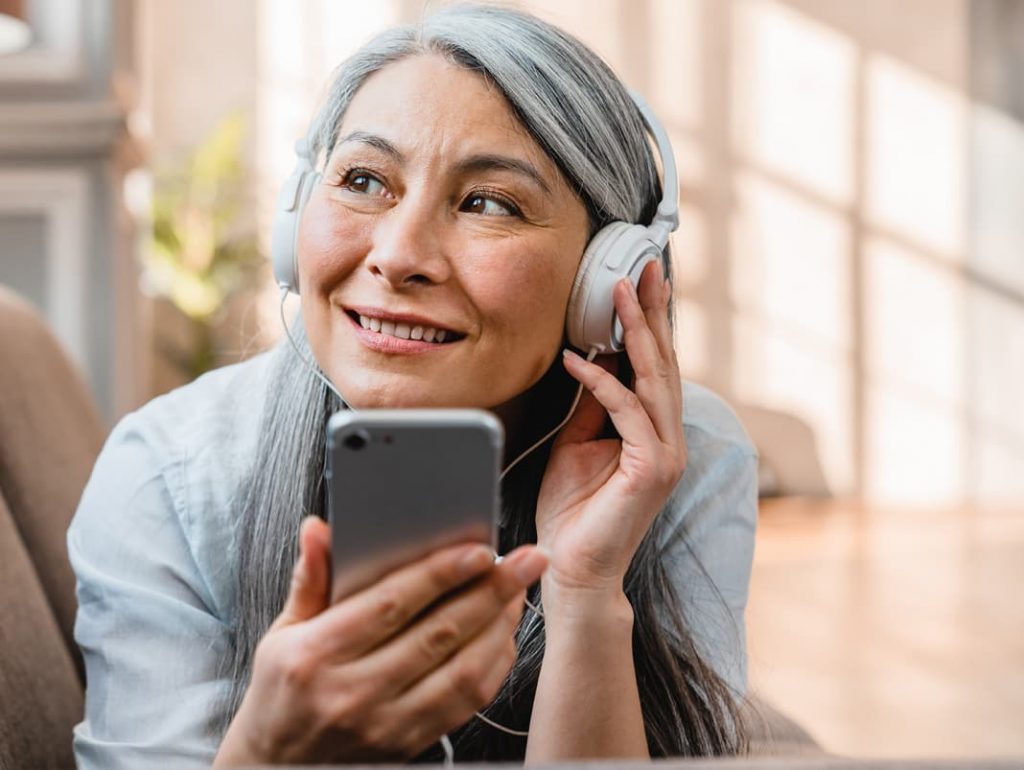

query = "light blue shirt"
[68, 349, 758, 769]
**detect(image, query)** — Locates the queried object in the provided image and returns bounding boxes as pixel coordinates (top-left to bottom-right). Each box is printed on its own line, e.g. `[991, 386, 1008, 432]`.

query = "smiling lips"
[344, 307, 463, 353]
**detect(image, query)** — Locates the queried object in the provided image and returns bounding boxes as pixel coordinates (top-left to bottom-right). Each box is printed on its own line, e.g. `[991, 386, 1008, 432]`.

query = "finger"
[638, 260, 684, 424]
[305, 541, 497, 660]
[382, 594, 524, 755]
[552, 354, 617, 448]
[355, 547, 544, 696]
[272, 516, 332, 629]
[638, 259, 676, 365]
[562, 348, 660, 452]
[614, 275, 682, 446]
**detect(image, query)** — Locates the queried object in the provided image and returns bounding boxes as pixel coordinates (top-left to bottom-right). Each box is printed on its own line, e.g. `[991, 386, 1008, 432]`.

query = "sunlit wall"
[138, 0, 1024, 506]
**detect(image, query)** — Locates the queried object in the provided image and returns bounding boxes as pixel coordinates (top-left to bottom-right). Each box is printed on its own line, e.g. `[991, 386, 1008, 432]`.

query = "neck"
[491, 358, 574, 471]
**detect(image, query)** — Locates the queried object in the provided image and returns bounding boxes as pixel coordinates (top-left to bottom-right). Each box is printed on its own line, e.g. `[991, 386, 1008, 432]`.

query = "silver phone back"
[326, 409, 503, 601]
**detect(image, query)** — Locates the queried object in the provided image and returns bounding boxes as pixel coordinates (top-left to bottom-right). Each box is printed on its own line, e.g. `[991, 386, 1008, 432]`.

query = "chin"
[332, 376, 483, 410]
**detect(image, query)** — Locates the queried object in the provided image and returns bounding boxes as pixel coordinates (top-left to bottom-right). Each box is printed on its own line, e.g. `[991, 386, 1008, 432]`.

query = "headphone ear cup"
[566, 221, 639, 352]
[272, 167, 321, 294]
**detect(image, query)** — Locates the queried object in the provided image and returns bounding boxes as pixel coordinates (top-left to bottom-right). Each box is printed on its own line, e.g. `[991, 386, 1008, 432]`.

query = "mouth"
[343, 308, 467, 348]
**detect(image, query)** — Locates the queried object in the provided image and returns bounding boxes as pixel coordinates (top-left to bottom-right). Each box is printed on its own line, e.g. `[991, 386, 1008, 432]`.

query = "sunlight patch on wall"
[732, 312, 855, 495]
[864, 381, 965, 505]
[731, 172, 852, 352]
[517, 0, 623, 73]
[672, 202, 708, 290]
[863, 235, 967, 504]
[866, 53, 967, 260]
[732, 0, 856, 206]
[864, 236, 965, 407]
[970, 103, 1024, 297]
[649, 0, 702, 130]
[674, 298, 708, 382]
[968, 286, 1024, 503]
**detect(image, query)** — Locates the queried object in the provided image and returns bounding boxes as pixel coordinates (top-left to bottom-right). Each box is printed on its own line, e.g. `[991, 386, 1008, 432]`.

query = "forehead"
[333, 54, 554, 172]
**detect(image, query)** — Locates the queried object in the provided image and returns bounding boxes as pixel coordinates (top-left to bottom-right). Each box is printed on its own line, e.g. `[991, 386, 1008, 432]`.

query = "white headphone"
[272, 89, 678, 355]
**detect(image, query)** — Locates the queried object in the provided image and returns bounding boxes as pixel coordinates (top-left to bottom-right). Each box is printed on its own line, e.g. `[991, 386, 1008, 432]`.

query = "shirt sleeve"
[67, 412, 231, 770]
[659, 422, 759, 699]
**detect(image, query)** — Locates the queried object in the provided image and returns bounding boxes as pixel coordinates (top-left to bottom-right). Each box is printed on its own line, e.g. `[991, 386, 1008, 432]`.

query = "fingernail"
[562, 348, 582, 362]
[511, 549, 548, 587]
[457, 545, 495, 579]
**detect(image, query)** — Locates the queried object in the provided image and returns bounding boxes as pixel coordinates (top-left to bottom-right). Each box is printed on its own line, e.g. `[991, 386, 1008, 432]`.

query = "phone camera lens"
[343, 430, 370, 451]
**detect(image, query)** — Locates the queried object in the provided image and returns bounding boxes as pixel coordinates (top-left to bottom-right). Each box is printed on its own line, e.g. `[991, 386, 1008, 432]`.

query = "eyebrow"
[337, 130, 406, 161]
[455, 154, 551, 195]
[335, 131, 551, 195]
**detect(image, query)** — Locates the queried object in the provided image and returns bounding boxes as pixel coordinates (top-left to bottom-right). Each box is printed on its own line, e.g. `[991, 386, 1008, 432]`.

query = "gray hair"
[218, 3, 744, 758]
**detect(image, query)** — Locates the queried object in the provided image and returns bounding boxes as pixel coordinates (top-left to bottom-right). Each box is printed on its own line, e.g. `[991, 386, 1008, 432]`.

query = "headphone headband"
[627, 89, 679, 249]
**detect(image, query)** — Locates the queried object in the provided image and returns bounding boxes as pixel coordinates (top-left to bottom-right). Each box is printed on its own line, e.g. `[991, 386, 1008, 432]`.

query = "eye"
[341, 169, 388, 197]
[461, 193, 520, 218]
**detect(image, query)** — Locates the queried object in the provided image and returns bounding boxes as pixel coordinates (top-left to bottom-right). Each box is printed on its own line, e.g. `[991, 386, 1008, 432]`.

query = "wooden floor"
[746, 498, 1024, 759]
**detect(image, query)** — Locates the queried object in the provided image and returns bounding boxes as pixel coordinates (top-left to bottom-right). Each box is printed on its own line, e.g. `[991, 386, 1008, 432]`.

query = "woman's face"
[297, 54, 591, 411]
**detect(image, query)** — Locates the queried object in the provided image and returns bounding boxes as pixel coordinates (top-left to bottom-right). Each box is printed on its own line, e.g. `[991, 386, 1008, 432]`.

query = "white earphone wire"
[278, 287, 349, 407]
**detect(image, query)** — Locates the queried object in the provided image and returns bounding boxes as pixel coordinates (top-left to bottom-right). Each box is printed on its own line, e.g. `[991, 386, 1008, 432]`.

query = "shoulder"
[69, 350, 279, 620]
[681, 380, 758, 466]
[660, 380, 759, 547]
[121, 349, 276, 462]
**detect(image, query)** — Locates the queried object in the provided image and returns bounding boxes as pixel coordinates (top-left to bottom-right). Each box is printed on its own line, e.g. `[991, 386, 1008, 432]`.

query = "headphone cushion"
[567, 222, 657, 352]
[271, 168, 320, 293]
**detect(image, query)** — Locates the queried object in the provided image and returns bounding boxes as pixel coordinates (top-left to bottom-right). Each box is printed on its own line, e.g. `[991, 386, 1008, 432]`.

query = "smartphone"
[325, 409, 503, 602]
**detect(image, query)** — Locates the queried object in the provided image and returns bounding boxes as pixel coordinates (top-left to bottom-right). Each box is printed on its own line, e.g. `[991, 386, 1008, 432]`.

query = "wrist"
[539, 575, 634, 634]
[213, 700, 272, 767]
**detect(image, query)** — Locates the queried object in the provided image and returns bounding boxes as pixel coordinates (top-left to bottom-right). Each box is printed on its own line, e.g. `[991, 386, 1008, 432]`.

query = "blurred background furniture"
[0, 286, 104, 769]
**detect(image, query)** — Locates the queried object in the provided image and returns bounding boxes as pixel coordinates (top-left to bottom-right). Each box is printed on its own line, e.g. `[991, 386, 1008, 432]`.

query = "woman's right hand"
[213, 516, 547, 765]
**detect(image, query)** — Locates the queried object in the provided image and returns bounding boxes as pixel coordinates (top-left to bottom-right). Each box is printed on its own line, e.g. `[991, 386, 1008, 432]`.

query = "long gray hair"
[218, 3, 746, 758]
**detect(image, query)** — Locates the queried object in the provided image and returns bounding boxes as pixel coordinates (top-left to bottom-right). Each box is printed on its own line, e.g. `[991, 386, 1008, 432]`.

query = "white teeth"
[356, 313, 453, 343]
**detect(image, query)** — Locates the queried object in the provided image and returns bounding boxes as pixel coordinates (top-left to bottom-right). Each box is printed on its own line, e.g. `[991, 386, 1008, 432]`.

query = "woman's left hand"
[535, 259, 687, 603]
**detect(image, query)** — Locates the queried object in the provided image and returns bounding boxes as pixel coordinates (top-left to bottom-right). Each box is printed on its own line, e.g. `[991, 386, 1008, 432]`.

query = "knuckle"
[396, 723, 428, 759]
[358, 721, 394, 755]
[276, 642, 316, 688]
[449, 660, 487, 706]
[326, 692, 361, 734]
[371, 588, 407, 631]
[656, 458, 681, 488]
[419, 618, 462, 661]
[621, 389, 641, 411]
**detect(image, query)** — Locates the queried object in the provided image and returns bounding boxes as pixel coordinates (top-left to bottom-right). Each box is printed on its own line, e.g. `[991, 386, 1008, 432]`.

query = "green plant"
[145, 112, 263, 379]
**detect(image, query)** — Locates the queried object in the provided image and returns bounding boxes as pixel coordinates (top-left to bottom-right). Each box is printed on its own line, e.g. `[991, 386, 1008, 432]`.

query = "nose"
[365, 194, 451, 288]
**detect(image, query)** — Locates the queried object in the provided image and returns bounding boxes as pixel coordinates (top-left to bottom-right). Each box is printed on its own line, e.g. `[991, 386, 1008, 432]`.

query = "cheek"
[296, 196, 369, 292]
[470, 243, 578, 347]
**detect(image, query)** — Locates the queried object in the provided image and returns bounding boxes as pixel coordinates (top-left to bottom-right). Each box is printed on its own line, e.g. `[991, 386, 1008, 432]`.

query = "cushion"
[0, 286, 106, 677]
[0, 488, 83, 770]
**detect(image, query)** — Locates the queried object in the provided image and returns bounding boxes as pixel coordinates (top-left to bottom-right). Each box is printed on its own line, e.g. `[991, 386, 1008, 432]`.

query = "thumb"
[273, 516, 331, 629]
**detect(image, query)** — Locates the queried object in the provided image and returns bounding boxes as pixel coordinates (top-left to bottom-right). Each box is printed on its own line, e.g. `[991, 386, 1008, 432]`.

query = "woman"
[69, 4, 757, 767]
